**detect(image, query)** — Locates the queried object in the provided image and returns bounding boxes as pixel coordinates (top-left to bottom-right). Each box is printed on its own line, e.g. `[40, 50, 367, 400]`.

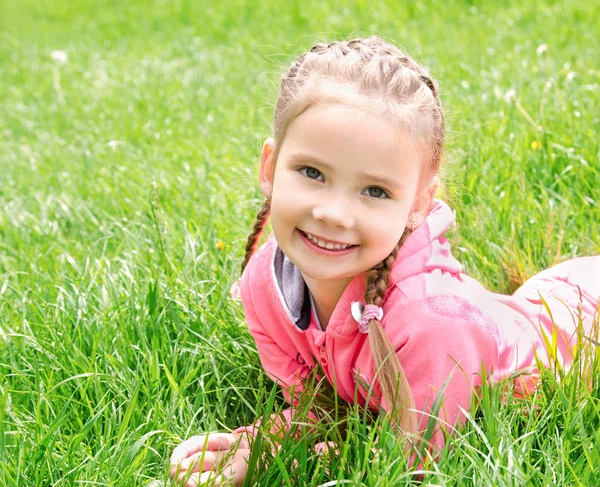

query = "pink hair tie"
[351, 302, 384, 333]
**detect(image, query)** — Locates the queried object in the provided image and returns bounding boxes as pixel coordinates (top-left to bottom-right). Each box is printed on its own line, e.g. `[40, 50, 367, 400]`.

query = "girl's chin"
[293, 263, 359, 283]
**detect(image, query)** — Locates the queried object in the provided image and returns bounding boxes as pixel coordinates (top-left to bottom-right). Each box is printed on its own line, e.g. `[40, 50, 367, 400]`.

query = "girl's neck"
[302, 274, 354, 330]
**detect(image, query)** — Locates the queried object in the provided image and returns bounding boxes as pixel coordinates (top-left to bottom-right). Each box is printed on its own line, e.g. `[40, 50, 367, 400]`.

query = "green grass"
[1, 0, 599, 485]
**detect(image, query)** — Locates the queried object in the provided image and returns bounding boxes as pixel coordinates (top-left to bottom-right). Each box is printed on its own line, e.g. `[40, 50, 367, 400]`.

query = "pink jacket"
[234, 199, 599, 448]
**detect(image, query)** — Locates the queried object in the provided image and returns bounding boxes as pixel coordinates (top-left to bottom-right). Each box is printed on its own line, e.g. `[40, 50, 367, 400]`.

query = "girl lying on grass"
[170, 36, 600, 486]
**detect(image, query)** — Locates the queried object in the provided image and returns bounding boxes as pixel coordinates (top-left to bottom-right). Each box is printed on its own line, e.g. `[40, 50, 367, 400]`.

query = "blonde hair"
[241, 36, 444, 434]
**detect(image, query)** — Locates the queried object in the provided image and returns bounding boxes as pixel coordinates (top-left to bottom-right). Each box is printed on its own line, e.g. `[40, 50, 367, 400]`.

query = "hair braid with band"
[364, 228, 417, 433]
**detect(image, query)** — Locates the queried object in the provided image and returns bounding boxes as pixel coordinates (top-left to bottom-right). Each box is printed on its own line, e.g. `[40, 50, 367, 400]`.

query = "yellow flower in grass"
[216, 240, 225, 251]
[531, 141, 541, 150]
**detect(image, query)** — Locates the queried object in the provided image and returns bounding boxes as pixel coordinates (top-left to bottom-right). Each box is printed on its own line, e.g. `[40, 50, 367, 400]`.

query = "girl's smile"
[297, 228, 359, 255]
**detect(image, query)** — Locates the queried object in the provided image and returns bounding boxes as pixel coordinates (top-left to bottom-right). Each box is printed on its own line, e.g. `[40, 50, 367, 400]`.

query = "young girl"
[170, 36, 599, 486]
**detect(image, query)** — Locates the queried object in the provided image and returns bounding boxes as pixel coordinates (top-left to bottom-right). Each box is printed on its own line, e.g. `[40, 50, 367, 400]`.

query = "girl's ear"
[259, 138, 276, 197]
[409, 175, 440, 227]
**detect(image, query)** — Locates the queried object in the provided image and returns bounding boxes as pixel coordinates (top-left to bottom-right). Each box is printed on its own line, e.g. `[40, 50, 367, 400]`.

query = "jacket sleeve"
[384, 292, 500, 451]
[233, 260, 314, 441]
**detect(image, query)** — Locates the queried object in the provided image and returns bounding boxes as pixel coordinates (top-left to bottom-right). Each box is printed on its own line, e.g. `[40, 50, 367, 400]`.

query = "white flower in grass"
[51, 50, 68, 105]
[503, 88, 517, 104]
[536, 43, 548, 56]
[51, 50, 68, 65]
[107, 140, 125, 150]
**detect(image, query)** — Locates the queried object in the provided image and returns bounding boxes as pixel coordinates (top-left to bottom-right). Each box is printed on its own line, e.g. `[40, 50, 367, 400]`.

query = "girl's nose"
[312, 195, 355, 229]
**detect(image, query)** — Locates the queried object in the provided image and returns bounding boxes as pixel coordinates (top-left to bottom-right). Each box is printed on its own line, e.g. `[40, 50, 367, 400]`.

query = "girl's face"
[260, 103, 438, 291]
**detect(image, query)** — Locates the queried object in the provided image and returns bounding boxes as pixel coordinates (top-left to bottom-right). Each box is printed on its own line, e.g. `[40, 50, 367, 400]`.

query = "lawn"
[1, 0, 599, 485]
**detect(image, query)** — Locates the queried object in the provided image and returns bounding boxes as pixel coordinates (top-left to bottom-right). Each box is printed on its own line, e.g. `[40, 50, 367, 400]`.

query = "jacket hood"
[388, 198, 462, 287]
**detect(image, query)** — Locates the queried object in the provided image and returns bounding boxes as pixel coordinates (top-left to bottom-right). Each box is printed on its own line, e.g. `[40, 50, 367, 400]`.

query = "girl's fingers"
[178, 451, 250, 487]
[177, 462, 228, 486]
[177, 466, 214, 486]
[220, 453, 250, 487]
[314, 441, 340, 456]
[170, 433, 240, 464]
[190, 470, 220, 487]
[171, 450, 220, 474]
[177, 470, 216, 487]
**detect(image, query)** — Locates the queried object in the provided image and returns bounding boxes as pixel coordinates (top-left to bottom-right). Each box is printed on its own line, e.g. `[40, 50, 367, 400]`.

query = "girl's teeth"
[305, 232, 351, 250]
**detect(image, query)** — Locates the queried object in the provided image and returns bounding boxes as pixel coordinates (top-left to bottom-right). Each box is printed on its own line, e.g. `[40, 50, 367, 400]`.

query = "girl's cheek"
[283, 191, 311, 212]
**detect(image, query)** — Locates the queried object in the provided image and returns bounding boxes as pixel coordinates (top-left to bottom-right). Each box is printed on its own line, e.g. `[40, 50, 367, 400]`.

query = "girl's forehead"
[281, 103, 426, 159]
[278, 103, 426, 183]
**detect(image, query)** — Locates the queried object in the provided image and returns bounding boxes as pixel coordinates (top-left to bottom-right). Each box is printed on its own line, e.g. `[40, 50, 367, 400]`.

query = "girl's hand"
[170, 432, 251, 486]
[314, 441, 339, 456]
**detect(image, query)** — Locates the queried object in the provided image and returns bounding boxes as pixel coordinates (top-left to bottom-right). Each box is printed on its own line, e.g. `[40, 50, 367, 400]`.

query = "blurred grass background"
[0, 0, 599, 485]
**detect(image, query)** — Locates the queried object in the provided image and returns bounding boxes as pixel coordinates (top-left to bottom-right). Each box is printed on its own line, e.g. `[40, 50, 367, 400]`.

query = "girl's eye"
[298, 167, 388, 199]
[364, 186, 389, 199]
[299, 167, 323, 180]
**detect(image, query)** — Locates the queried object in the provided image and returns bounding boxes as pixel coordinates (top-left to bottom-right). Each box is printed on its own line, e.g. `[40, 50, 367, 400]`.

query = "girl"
[170, 36, 599, 486]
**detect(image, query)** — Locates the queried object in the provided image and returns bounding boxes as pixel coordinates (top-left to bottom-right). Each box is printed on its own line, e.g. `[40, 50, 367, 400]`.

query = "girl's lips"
[297, 229, 358, 256]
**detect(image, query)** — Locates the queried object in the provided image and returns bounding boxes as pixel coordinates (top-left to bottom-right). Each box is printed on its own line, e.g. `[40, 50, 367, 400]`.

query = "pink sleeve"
[234, 265, 314, 440]
[385, 293, 500, 451]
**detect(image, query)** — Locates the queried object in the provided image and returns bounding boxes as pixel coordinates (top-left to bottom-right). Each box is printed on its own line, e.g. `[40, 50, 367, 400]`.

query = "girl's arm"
[170, 291, 313, 486]
[234, 244, 316, 440]
[234, 282, 314, 440]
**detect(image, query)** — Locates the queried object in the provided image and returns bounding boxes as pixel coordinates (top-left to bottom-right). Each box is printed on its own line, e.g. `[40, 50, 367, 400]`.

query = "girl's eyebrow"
[288, 152, 406, 191]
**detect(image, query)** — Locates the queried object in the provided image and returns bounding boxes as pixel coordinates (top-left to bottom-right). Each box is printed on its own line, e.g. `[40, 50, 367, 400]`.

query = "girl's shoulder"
[384, 273, 502, 363]
[241, 233, 278, 280]
[389, 269, 494, 326]
[239, 233, 279, 307]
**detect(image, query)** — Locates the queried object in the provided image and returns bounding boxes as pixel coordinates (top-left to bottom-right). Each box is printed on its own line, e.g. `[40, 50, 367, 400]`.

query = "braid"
[365, 228, 417, 433]
[240, 196, 271, 275]
[310, 37, 439, 98]
[364, 228, 412, 304]
[286, 52, 309, 78]
[287, 37, 439, 97]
